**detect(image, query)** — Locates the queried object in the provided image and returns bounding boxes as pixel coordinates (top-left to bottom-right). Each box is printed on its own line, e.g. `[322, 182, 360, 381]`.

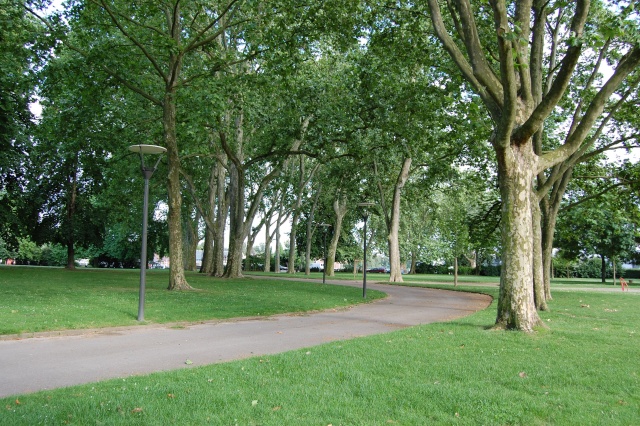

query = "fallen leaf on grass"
[519, 372, 527, 378]
[272, 406, 281, 411]
[580, 304, 590, 308]
[252, 400, 258, 407]
[14, 399, 20, 405]
[131, 407, 143, 413]
[167, 394, 175, 399]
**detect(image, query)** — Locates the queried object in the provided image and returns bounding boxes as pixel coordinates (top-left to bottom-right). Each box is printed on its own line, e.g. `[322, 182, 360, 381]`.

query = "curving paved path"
[0, 279, 491, 398]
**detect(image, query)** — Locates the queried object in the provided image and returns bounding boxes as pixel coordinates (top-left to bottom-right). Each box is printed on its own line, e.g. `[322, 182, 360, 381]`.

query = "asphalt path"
[0, 278, 491, 398]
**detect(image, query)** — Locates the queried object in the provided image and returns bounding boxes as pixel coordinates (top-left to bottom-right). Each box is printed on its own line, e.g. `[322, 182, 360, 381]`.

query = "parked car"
[367, 267, 387, 273]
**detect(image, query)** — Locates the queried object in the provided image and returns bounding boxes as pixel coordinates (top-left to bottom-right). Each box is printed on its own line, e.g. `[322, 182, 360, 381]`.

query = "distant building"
[309, 259, 344, 271]
[153, 250, 228, 269]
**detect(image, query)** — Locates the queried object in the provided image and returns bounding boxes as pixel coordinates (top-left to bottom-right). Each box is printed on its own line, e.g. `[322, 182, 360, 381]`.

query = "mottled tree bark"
[326, 193, 348, 276]
[495, 144, 541, 331]
[164, 88, 192, 290]
[388, 157, 411, 283]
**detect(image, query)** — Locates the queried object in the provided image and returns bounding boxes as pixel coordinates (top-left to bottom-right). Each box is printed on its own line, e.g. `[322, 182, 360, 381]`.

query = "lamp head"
[129, 144, 167, 155]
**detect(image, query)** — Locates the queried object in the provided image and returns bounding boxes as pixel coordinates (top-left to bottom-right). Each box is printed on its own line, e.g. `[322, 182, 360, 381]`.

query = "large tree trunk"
[264, 217, 272, 273]
[223, 162, 246, 278]
[66, 242, 76, 270]
[532, 199, 548, 310]
[164, 89, 192, 290]
[212, 160, 227, 277]
[409, 251, 417, 274]
[541, 191, 565, 301]
[200, 159, 219, 274]
[388, 157, 411, 283]
[244, 223, 260, 272]
[540, 198, 554, 301]
[184, 209, 199, 272]
[453, 257, 458, 287]
[326, 194, 348, 276]
[288, 159, 303, 274]
[200, 226, 214, 274]
[274, 209, 282, 273]
[199, 165, 216, 274]
[287, 213, 299, 273]
[304, 223, 313, 275]
[495, 144, 542, 331]
[464, 251, 477, 272]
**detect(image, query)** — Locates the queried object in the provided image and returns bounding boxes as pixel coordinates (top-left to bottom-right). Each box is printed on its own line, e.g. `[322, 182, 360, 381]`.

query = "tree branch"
[426, 0, 502, 119]
[514, 0, 590, 143]
[95, 0, 169, 83]
[538, 46, 640, 172]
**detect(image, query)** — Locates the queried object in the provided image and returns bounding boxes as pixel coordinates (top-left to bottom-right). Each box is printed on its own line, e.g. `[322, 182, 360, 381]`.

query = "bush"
[623, 269, 640, 279]
[39, 244, 68, 267]
[574, 257, 623, 279]
[479, 264, 501, 277]
[457, 266, 474, 276]
[16, 238, 41, 265]
[415, 263, 450, 275]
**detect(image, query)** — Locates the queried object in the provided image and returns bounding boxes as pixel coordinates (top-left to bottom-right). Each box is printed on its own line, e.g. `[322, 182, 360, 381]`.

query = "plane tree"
[424, 0, 640, 330]
[28, 55, 116, 269]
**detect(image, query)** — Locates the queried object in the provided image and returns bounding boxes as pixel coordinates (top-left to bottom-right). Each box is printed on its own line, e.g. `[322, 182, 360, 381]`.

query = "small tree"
[556, 196, 637, 283]
[16, 237, 41, 264]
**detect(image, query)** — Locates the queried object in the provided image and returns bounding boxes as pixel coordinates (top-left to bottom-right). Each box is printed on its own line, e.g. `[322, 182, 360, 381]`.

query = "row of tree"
[2, 0, 639, 331]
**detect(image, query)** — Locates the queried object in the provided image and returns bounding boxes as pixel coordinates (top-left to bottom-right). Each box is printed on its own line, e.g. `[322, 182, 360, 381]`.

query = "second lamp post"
[129, 144, 166, 322]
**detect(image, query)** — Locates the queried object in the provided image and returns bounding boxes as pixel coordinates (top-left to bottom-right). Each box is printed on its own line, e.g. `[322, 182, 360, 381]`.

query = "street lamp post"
[319, 223, 331, 284]
[129, 144, 166, 322]
[358, 202, 376, 298]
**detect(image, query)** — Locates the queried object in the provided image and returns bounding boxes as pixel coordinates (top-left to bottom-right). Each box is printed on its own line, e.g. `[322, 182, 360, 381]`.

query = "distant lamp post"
[358, 202, 376, 298]
[129, 144, 166, 322]
[318, 223, 331, 284]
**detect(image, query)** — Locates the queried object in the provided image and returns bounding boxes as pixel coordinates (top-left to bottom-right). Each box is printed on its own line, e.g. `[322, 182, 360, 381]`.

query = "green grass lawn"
[0, 266, 385, 335]
[1, 268, 639, 425]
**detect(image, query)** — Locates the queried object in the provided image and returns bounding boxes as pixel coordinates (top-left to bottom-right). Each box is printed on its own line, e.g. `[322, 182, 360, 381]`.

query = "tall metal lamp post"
[129, 144, 166, 321]
[358, 202, 376, 298]
[319, 223, 331, 284]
